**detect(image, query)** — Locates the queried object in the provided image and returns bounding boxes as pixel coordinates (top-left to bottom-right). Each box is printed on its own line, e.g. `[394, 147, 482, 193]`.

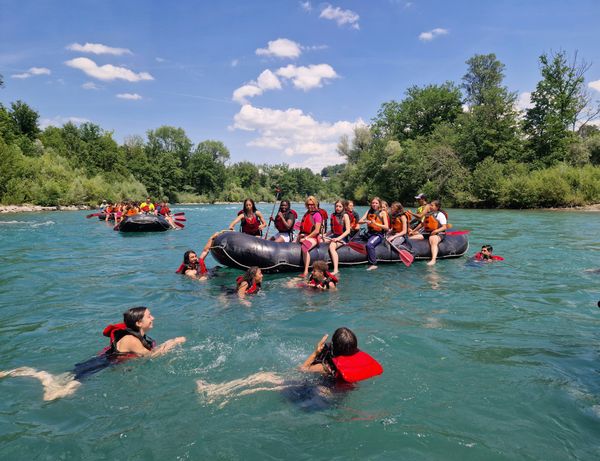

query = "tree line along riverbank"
[1, 51, 600, 209]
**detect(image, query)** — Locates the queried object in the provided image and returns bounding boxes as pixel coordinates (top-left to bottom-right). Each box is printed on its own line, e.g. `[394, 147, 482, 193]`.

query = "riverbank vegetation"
[1, 50, 600, 208]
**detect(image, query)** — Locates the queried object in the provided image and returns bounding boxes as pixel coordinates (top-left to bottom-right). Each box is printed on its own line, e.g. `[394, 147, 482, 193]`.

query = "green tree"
[458, 53, 523, 167]
[9, 100, 40, 140]
[523, 51, 590, 165]
[372, 82, 463, 141]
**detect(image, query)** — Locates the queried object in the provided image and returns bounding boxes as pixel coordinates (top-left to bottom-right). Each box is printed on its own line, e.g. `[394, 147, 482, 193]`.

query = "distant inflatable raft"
[210, 231, 469, 273]
[116, 214, 171, 232]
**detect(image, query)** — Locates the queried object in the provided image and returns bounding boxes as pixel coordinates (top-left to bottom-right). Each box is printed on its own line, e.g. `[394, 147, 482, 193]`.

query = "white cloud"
[319, 5, 360, 30]
[156, 57, 166, 63]
[82, 81, 100, 90]
[516, 92, 533, 111]
[65, 57, 153, 82]
[256, 38, 302, 59]
[231, 103, 364, 172]
[116, 93, 142, 100]
[256, 69, 282, 90]
[11, 67, 51, 79]
[275, 64, 338, 91]
[67, 42, 132, 56]
[231, 59, 239, 67]
[418, 28, 449, 41]
[233, 84, 264, 104]
[300, 1, 312, 12]
[589, 80, 600, 92]
[232, 70, 282, 104]
[40, 116, 90, 129]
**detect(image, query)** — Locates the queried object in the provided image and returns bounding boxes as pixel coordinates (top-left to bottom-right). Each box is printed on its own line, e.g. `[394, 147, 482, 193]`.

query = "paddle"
[388, 241, 414, 267]
[174, 212, 185, 216]
[174, 216, 187, 222]
[446, 230, 469, 236]
[86, 213, 101, 218]
[263, 187, 282, 240]
[174, 220, 185, 229]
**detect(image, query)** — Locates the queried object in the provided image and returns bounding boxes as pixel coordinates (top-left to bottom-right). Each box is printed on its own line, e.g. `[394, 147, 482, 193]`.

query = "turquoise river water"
[1, 205, 599, 460]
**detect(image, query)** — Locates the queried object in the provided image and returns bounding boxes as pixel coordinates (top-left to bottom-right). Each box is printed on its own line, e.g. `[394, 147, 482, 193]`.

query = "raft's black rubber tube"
[118, 214, 171, 232]
[210, 231, 469, 273]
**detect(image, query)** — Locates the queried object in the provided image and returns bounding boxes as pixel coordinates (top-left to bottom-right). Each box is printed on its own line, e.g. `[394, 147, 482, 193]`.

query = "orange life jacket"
[390, 210, 412, 234]
[367, 210, 385, 233]
[423, 210, 448, 233]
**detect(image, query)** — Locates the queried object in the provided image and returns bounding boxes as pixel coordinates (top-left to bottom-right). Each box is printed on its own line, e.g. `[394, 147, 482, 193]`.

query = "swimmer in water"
[473, 244, 504, 261]
[0, 307, 186, 401]
[176, 232, 223, 279]
[196, 327, 382, 408]
[287, 260, 338, 290]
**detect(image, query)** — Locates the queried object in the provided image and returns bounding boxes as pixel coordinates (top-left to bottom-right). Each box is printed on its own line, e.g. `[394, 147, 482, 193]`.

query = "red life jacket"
[308, 271, 338, 289]
[330, 212, 347, 236]
[474, 252, 504, 261]
[300, 211, 320, 235]
[275, 209, 297, 233]
[318, 208, 328, 234]
[158, 206, 170, 216]
[101, 323, 155, 359]
[238, 210, 261, 236]
[347, 209, 360, 231]
[331, 351, 383, 383]
[236, 276, 260, 294]
[175, 258, 207, 275]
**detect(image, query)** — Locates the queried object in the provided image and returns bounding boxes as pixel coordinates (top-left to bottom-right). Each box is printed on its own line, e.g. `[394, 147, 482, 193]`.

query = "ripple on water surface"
[1, 207, 600, 460]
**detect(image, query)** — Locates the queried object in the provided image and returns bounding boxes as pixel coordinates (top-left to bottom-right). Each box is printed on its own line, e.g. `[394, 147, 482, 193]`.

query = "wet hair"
[183, 250, 197, 265]
[312, 260, 329, 274]
[239, 266, 261, 288]
[243, 198, 257, 214]
[332, 327, 358, 357]
[482, 244, 493, 252]
[305, 195, 319, 208]
[123, 306, 148, 332]
[279, 199, 290, 211]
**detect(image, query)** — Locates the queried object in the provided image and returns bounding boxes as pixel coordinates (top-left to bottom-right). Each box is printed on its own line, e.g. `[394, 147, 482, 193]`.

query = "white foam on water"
[0, 220, 55, 227]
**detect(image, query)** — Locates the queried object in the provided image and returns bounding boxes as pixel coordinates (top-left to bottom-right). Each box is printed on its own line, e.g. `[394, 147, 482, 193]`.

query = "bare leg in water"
[0, 367, 81, 401]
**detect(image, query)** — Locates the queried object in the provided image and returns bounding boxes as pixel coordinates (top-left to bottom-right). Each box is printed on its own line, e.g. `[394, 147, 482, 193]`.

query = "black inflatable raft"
[116, 214, 171, 232]
[210, 231, 469, 273]
[98, 212, 115, 221]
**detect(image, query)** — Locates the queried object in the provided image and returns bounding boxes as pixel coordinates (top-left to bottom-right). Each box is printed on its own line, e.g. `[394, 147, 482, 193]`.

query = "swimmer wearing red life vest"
[236, 266, 263, 298]
[196, 327, 382, 407]
[0, 307, 186, 401]
[228, 198, 267, 236]
[299, 327, 383, 383]
[176, 232, 223, 279]
[473, 245, 504, 261]
[288, 260, 338, 290]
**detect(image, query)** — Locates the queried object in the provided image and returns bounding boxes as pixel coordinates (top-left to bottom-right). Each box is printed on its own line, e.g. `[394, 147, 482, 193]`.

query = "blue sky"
[2, 0, 600, 171]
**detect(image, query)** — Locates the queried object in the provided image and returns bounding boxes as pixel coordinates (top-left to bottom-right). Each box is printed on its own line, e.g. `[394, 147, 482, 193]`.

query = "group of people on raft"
[179, 193, 503, 298]
[100, 197, 178, 229]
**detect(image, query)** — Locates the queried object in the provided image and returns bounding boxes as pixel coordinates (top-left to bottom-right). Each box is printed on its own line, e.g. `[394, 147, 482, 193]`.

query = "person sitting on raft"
[270, 200, 297, 243]
[297, 196, 324, 278]
[228, 199, 267, 236]
[157, 200, 177, 229]
[236, 266, 263, 299]
[473, 245, 504, 261]
[0, 307, 186, 401]
[196, 327, 382, 407]
[345, 200, 361, 238]
[140, 197, 155, 213]
[409, 193, 430, 231]
[409, 199, 448, 266]
[358, 196, 389, 271]
[387, 202, 411, 246]
[327, 199, 352, 275]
